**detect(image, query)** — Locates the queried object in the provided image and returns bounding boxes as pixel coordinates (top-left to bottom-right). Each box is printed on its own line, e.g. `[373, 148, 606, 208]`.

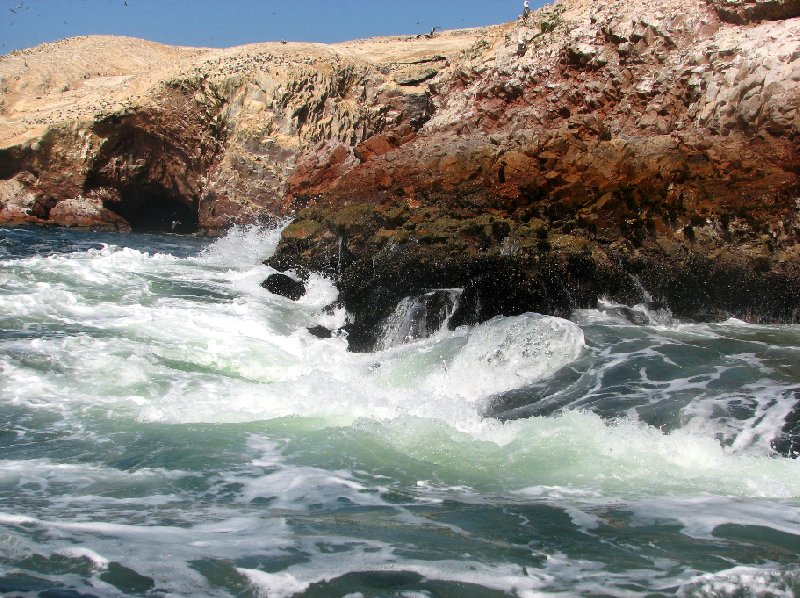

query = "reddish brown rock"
[2, 2, 798, 240]
[707, 0, 800, 23]
[2, 0, 799, 334]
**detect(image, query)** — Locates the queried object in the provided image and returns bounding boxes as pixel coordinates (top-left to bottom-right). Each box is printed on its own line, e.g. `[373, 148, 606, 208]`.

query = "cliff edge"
[1, 0, 799, 345]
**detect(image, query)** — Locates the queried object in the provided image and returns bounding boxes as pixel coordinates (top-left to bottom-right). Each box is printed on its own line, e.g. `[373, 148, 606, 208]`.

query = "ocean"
[1, 224, 799, 597]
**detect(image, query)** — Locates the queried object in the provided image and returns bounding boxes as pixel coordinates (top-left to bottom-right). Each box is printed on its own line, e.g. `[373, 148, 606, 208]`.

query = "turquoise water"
[1, 225, 799, 597]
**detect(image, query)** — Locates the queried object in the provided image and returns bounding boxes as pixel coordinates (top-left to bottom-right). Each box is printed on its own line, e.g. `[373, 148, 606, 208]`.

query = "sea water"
[1, 225, 799, 597]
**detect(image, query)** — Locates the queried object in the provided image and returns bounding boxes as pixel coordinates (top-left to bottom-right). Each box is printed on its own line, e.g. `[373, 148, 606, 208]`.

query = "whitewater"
[1, 224, 799, 597]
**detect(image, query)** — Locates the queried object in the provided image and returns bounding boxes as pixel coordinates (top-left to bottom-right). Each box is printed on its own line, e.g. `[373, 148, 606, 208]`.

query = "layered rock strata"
[1, 0, 799, 346]
[0, 34, 479, 232]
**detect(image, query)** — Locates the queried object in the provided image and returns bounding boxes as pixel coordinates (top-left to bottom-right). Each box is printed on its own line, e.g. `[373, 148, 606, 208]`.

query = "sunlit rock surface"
[1, 0, 799, 335]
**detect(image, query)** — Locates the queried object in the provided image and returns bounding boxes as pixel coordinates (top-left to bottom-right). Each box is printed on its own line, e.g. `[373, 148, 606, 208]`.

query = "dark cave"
[103, 185, 199, 234]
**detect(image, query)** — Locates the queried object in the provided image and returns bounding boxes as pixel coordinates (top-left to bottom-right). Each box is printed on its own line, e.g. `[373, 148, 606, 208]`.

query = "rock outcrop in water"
[1, 0, 799, 342]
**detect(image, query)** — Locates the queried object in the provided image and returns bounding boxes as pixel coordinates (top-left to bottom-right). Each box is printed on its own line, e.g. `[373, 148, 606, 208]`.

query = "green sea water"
[1, 225, 799, 597]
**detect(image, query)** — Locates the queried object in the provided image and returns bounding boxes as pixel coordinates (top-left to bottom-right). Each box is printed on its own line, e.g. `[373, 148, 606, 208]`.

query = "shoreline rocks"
[2, 0, 799, 337]
[267, 201, 800, 351]
[261, 272, 306, 301]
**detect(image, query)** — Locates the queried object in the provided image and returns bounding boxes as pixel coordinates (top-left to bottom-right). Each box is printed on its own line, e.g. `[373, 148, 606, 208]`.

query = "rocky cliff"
[1, 0, 799, 345]
[0, 31, 482, 232]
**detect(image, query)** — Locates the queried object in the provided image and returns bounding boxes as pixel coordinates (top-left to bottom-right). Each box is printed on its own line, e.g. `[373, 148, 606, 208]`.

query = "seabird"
[416, 26, 440, 39]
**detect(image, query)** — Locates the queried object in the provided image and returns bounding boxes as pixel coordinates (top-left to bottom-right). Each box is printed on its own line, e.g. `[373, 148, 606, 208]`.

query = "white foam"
[238, 569, 310, 598]
[430, 314, 584, 400]
[0, 512, 37, 526]
[198, 223, 287, 268]
[678, 566, 800, 597]
[627, 496, 800, 539]
[0, 509, 295, 595]
[5, 263, 800, 500]
[56, 546, 110, 568]
[239, 549, 551, 598]
[0, 458, 188, 494]
[5, 309, 582, 437]
[298, 273, 340, 311]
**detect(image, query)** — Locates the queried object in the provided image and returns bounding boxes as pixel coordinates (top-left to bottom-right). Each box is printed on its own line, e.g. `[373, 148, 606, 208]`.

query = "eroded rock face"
[1, 0, 795, 239]
[2, 5, 798, 238]
[0, 34, 466, 233]
[1, 0, 799, 339]
[265, 0, 800, 345]
[707, 0, 800, 23]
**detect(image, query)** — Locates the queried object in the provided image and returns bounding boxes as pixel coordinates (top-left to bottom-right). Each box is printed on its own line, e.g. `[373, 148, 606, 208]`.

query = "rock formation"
[0, 33, 479, 232]
[261, 272, 306, 301]
[1, 0, 799, 345]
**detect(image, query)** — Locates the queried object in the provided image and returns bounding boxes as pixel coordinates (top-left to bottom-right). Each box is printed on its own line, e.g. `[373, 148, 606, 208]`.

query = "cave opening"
[104, 184, 199, 234]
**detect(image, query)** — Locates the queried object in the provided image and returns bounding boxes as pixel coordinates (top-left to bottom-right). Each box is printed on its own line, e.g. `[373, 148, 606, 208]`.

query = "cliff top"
[6, 0, 797, 149]
[0, 25, 502, 148]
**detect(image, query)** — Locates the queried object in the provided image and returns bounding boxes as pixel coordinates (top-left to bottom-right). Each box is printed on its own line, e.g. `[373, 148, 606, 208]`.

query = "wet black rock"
[338, 248, 469, 352]
[771, 392, 800, 458]
[376, 289, 459, 350]
[268, 207, 800, 353]
[448, 256, 573, 329]
[307, 325, 333, 339]
[339, 249, 608, 352]
[632, 254, 800, 323]
[261, 273, 306, 301]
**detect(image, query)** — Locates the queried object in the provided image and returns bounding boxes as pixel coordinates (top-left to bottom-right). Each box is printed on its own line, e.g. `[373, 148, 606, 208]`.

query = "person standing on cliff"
[522, 0, 531, 21]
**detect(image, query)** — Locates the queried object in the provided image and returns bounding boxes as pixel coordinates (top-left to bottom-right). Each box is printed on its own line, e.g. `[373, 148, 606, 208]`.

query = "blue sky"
[1, 0, 547, 53]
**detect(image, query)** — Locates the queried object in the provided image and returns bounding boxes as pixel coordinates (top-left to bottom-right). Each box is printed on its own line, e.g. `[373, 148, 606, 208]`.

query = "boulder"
[261, 273, 306, 301]
[307, 325, 333, 339]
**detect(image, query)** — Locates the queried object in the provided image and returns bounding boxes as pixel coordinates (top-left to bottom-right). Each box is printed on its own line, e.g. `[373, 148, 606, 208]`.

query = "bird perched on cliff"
[522, 0, 531, 21]
[416, 26, 440, 39]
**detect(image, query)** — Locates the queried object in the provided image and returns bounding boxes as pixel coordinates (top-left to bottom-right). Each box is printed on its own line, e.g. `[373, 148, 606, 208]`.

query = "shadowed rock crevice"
[0, 147, 33, 181]
[87, 116, 203, 200]
[83, 115, 205, 233]
[101, 183, 198, 233]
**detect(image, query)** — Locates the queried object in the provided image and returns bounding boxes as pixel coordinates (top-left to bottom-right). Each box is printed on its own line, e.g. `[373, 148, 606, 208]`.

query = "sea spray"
[1, 224, 800, 597]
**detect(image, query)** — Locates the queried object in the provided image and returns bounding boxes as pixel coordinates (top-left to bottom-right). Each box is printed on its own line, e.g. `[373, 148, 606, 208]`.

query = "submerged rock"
[262, 273, 306, 301]
[772, 393, 800, 458]
[307, 325, 333, 339]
